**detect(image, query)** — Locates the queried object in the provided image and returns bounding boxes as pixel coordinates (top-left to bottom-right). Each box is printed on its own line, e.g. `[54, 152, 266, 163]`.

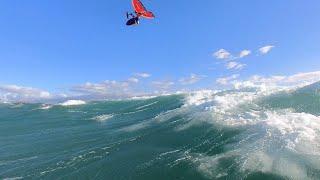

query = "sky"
[0, 0, 320, 102]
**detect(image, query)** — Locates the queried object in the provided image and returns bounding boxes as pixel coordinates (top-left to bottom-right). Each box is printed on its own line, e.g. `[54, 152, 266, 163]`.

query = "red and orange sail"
[132, 0, 155, 19]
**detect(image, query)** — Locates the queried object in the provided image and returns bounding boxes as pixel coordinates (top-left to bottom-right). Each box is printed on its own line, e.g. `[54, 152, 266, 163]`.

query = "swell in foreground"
[1, 83, 320, 179]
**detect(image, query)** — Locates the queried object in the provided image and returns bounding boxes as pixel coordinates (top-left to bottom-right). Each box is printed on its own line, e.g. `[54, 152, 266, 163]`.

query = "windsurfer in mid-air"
[126, 0, 155, 26]
[126, 12, 140, 26]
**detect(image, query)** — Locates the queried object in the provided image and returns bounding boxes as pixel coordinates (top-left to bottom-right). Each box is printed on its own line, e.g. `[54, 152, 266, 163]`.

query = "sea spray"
[1, 83, 320, 179]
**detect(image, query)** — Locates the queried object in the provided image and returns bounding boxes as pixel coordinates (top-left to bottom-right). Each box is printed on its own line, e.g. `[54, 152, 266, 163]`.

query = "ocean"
[1, 82, 320, 180]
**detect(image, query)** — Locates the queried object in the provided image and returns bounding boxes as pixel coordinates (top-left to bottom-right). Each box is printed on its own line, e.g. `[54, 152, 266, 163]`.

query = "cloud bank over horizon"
[1, 70, 319, 103]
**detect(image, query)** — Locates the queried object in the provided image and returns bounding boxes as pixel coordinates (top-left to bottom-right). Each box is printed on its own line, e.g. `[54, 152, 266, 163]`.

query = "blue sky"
[0, 0, 320, 101]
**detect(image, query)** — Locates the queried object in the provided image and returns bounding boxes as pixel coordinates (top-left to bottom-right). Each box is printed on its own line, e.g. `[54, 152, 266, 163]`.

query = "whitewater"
[1, 82, 320, 179]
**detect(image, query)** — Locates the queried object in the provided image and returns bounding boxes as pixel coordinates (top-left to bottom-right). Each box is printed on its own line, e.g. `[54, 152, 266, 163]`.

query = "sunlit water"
[1, 83, 320, 179]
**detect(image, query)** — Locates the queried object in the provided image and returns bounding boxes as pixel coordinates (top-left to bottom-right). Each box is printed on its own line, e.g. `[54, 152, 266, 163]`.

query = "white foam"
[3, 177, 23, 180]
[263, 110, 320, 155]
[241, 152, 310, 180]
[184, 90, 218, 106]
[129, 95, 157, 100]
[120, 121, 151, 132]
[136, 101, 158, 110]
[59, 100, 86, 106]
[191, 152, 236, 179]
[159, 149, 180, 157]
[182, 90, 268, 127]
[39, 104, 53, 110]
[181, 86, 320, 179]
[242, 151, 274, 173]
[92, 114, 114, 122]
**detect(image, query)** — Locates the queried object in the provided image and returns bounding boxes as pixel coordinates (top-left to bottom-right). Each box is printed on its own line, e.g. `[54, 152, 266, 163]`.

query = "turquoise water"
[1, 83, 320, 179]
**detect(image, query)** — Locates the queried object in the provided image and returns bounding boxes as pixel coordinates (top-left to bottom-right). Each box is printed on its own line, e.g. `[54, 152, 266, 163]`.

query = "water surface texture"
[1, 83, 320, 179]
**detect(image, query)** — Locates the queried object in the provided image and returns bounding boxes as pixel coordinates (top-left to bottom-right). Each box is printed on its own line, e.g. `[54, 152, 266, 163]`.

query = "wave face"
[1, 83, 320, 179]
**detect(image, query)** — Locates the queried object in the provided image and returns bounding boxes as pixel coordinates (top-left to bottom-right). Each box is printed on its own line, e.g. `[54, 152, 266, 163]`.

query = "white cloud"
[128, 77, 139, 83]
[214, 49, 252, 60]
[152, 81, 174, 90]
[286, 71, 320, 84]
[249, 75, 286, 84]
[259, 45, 274, 55]
[72, 80, 135, 97]
[134, 73, 151, 78]
[232, 71, 320, 89]
[213, 49, 231, 60]
[179, 74, 206, 85]
[216, 74, 240, 85]
[239, 50, 251, 58]
[0, 85, 53, 102]
[226, 61, 246, 70]
[4, 70, 319, 104]
[73, 78, 175, 99]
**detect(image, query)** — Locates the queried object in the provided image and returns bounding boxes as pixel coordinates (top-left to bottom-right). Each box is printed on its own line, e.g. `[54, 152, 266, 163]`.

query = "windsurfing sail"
[132, 0, 155, 19]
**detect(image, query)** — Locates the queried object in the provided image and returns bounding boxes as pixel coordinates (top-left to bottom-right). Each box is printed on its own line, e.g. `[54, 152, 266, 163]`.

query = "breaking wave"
[1, 82, 320, 179]
[59, 100, 86, 106]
